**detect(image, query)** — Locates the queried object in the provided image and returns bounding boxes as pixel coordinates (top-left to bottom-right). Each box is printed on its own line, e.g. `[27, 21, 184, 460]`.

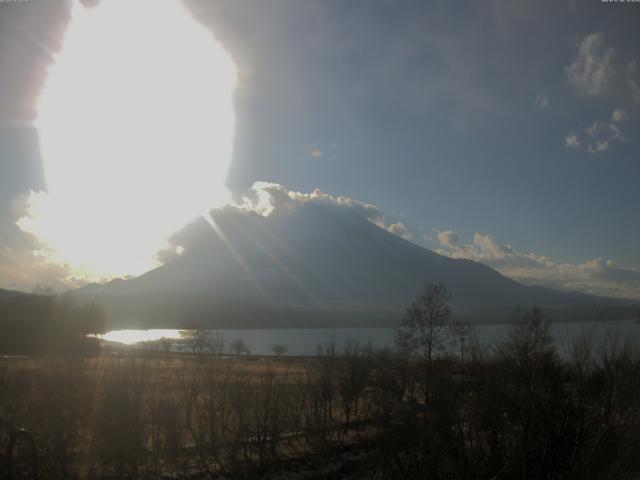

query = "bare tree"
[181, 323, 210, 354]
[449, 319, 472, 372]
[338, 340, 372, 431]
[499, 306, 556, 373]
[230, 338, 250, 356]
[395, 283, 451, 367]
[209, 331, 226, 355]
[270, 343, 288, 357]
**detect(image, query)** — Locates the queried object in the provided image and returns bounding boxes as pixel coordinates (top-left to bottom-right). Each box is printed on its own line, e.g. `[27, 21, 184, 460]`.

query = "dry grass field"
[2, 311, 640, 479]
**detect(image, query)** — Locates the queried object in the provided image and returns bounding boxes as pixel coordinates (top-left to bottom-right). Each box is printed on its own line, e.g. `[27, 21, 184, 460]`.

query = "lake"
[99, 319, 640, 357]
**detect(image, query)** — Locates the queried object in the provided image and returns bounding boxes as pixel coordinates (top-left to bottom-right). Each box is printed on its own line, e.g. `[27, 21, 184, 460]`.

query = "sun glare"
[20, 0, 237, 280]
[99, 329, 183, 346]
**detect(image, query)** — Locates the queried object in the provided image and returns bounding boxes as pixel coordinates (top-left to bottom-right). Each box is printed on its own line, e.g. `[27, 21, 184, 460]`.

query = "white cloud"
[238, 183, 419, 241]
[607, 123, 624, 142]
[0, 194, 88, 292]
[437, 230, 461, 248]
[533, 93, 549, 110]
[565, 133, 580, 148]
[156, 244, 186, 265]
[436, 230, 640, 299]
[586, 141, 608, 154]
[566, 33, 615, 95]
[240, 182, 387, 228]
[611, 108, 627, 123]
[585, 121, 624, 154]
[0, 242, 79, 293]
[305, 144, 333, 159]
[387, 222, 414, 240]
[627, 61, 640, 102]
[565, 120, 625, 154]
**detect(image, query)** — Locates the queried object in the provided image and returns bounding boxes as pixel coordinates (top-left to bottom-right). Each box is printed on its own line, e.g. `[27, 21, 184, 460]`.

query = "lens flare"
[19, 0, 237, 280]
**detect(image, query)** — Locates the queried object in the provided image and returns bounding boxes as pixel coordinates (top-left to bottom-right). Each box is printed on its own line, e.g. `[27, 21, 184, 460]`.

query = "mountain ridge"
[74, 201, 636, 328]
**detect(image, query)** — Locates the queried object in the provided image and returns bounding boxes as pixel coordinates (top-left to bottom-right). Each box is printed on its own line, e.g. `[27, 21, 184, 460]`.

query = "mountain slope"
[0, 289, 29, 301]
[77, 201, 623, 328]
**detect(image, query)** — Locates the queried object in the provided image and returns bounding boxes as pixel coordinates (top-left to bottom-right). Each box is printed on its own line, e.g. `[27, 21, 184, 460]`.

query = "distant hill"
[0, 288, 28, 301]
[78, 202, 635, 328]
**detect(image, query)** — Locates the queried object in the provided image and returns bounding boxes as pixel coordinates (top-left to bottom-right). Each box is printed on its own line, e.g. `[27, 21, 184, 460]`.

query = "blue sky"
[1, 0, 639, 298]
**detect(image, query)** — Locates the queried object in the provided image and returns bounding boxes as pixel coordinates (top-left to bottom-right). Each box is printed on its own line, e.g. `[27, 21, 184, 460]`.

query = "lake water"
[99, 319, 640, 357]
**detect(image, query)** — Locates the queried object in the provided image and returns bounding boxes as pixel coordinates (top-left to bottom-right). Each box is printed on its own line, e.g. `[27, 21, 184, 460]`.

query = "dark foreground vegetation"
[0, 291, 107, 356]
[1, 286, 639, 479]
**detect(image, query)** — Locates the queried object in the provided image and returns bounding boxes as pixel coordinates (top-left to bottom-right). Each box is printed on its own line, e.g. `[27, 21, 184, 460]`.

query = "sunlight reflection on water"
[99, 329, 183, 345]
[96, 320, 640, 357]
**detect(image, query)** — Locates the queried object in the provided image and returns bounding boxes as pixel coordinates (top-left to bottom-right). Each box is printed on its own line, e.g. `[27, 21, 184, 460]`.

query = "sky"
[1, 0, 639, 299]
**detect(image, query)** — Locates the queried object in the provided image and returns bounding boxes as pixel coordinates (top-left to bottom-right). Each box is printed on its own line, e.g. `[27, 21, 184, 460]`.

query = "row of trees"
[385, 283, 640, 478]
[178, 329, 256, 356]
[0, 292, 107, 355]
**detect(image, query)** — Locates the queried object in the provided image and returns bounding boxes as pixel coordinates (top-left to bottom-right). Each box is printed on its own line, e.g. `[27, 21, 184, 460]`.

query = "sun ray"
[230, 214, 340, 319]
[201, 211, 275, 307]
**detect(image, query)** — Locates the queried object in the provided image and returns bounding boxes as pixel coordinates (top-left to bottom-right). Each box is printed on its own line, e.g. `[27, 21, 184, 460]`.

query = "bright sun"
[19, 0, 237, 281]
